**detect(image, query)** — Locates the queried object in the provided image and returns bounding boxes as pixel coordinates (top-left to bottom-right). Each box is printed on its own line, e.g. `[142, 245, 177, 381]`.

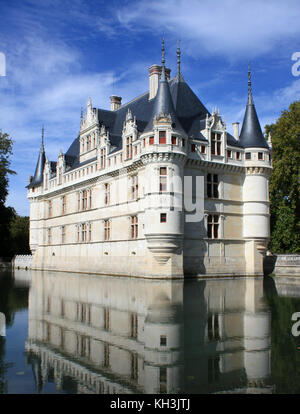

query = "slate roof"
[33, 71, 246, 181]
[27, 144, 46, 188]
[239, 91, 269, 149]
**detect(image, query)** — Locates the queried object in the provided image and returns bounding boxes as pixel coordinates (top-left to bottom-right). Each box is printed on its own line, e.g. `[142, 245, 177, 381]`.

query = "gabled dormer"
[122, 109, 138, 161]
[56, 150, 65, 185]
[79, 97, 99, 163]
[97, 124, 110, 170]
[205, 110, 227, 160]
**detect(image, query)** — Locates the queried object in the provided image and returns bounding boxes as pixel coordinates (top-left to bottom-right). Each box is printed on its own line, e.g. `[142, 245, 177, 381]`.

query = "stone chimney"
[232, 122, 240, 140]
[149, 65, 171, 100]
[110, 95, 122, 111]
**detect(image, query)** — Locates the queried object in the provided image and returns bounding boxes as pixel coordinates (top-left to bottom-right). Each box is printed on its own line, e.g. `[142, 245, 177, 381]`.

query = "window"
[160, 335, 167, 346]
[201, 145, 206, 154]
[159, 130, 166, 144]
[61, 226, 66, 244]
[236, 151, 241, 160]
[208, 313, 220, 341]
[245, 152, 251, 160]
[104, 307, 110, 331]
[160, 213, 167, 223]
[191, 143, 196, 152]
[171, 136, 177, 145]
[81, 223, 87, 242]
[131, 175, 138, 200]
[159, 167, 167, 192]
[143, 138, 146, 147]
[126, 136, 133, 159]
[87, 135, 91, 151]
[62, 196, 66, 214]
[208, 356, 220, 383]
[182, 138, 185, 147]
[207, 174, 219, 198]
[130, 313, 138, 338]
[104, 183, 110, 205]
[82, 190, 88, 210]
[104, 220, 110, 240]
[149, 136, 154, 145]
[131, 216, 138, 239]
[103, 343, 110, 368]
[211, 132, 222, 156]
[207, 214, 219, 239]
[77, 224, 80, 242]
[48, 200, 52, 217]
[227, 150, 232, 158]
[258, 152, 263, 160]
[159, 367, 167, 393]
[100, 148, 106, 169]
[131, 353, 138, 381]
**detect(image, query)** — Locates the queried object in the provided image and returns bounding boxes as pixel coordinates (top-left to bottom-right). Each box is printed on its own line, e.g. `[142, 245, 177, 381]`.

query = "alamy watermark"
[0, 312, 5, 337]
[291, 312, 300, 337]
[0, 52, 6, 76]
[291, 52, 300, 77]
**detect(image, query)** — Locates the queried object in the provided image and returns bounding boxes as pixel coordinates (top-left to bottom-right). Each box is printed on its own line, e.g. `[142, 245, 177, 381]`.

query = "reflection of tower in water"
[183, 277, 273, 393]
[25, 271, 273, 394]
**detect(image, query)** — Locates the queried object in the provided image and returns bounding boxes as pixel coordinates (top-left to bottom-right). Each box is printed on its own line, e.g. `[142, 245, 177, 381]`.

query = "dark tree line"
[265, 100, 300, 253]
[0, 130, 30, 260]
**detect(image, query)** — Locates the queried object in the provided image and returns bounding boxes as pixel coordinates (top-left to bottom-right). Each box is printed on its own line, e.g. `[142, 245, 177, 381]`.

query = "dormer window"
[159, 131, 166, 144]
[236, 151, 241, 160]
[191, 144, 196, 152]
[258, 152, 263, 160]
[211, 132, 222, 156]
[245, 152, 251, 160]
[100, 148, 106, 169]
[171, 136, 177, 145]
[126, 136, 133, 159]
[87, 135, 91, 151]
[227, 150, 232, 158]
[149, 136, 154, 145]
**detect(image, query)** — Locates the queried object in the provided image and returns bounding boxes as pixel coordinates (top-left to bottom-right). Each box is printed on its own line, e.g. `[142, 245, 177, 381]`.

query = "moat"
[0, 269, 300, 394]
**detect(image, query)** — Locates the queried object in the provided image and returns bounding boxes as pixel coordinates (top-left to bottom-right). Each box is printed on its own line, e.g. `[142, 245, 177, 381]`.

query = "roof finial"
[161, 37, 165, 67]
[248, 61, 253, 104]
[41, 125, 44, 150]
[177, 40, 181, 75]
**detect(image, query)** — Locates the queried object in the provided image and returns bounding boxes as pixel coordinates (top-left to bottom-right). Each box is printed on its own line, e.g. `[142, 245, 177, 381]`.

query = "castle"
[27, 42, 272, 278]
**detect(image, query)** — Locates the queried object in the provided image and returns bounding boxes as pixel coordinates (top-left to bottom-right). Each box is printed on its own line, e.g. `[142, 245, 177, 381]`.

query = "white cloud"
[116, 0, 300, 59]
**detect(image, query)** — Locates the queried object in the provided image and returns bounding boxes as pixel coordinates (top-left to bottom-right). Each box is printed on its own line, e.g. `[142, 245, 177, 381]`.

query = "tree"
[9, 215, 30, 255]
[0, 130, 15, 204]
[265, 100, 300, 253]
[0, 130, 16, 260]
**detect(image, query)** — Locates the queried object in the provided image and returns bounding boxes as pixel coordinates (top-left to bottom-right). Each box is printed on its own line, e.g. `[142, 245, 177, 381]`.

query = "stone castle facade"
[27, 44, 272, 278]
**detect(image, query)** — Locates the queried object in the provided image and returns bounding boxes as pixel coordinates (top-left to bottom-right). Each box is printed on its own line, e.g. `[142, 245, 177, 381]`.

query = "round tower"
[240, 65, 272, 274]
[141, 41, 187, 278]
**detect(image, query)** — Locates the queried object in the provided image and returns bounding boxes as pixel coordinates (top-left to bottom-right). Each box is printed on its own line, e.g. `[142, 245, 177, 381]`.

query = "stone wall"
[264, 254, 300, 276]
[12, 255, 33, 270]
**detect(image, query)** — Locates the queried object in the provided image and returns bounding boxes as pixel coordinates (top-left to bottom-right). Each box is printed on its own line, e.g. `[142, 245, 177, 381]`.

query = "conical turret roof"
[239, 67, 268, 149]
[27, 129, 46, 188]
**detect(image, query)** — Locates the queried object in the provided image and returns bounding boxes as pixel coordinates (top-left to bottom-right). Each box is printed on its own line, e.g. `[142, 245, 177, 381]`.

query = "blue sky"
[0, 0, 299, 216]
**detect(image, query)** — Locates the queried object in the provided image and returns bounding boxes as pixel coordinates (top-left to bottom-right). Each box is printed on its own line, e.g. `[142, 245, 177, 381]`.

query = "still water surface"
[0, 268, 300, 394]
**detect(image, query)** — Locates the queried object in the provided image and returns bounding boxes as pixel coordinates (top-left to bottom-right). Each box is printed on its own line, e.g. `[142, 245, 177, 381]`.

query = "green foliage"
[264, 284, 300, 394]
[265, 100, 300, 253]
[0, 130, 15, 205]
[9, 215, 30, 255]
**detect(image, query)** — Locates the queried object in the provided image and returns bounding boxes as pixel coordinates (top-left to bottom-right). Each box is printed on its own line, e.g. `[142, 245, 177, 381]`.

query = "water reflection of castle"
[24, 270, 273, 394]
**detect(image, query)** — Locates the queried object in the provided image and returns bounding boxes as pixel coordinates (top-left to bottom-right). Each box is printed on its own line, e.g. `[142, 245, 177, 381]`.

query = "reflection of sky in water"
[4, 310, 59, 394]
